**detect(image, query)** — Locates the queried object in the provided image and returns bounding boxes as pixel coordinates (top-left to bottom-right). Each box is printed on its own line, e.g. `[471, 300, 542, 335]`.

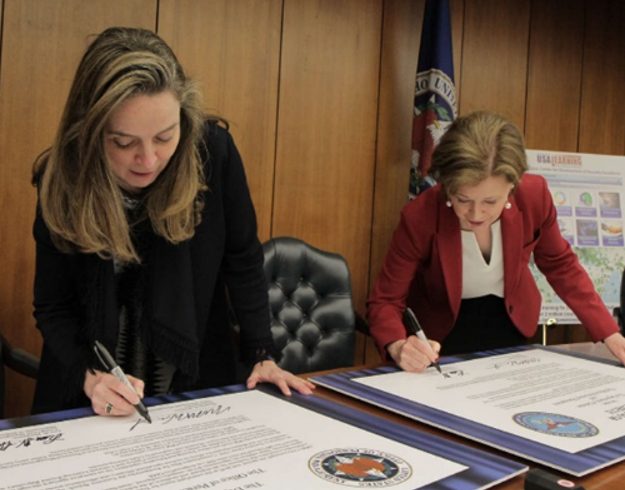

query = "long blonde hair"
[33, 27, 207, 263]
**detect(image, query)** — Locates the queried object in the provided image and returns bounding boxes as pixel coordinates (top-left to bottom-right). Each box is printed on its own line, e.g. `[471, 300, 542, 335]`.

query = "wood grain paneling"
[370, 0, 465, 296]
[274, 0, 383, 314]
[2, 0, 624, 417]
[525, 0, 584, 152]
[459, 0, 530, 128]
[579, 0, 625, 155]
[367, 0, 464, 363]
[450, 0, 464, 100]
[157, 0, 283, 241]
[370, 0, 422, 296]
[0, 0, 156, 419]
[367, 0, 422, 364]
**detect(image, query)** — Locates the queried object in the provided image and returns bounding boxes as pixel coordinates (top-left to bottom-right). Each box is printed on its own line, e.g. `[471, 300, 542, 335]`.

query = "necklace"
[120, 190, 141, 210]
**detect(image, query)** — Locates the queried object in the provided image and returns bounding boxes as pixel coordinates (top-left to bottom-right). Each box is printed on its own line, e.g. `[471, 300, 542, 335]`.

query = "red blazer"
[367, 173, 619, 357]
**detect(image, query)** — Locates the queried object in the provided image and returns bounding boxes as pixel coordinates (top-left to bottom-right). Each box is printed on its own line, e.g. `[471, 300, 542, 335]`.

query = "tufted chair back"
[263, 237, 356, 374]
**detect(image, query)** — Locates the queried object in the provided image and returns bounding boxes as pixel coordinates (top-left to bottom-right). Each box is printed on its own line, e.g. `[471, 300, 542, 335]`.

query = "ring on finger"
[105, 402, 114, 415]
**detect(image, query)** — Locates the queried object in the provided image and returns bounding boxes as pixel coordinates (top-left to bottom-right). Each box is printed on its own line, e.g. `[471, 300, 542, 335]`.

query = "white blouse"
[461, 220, 505, 299]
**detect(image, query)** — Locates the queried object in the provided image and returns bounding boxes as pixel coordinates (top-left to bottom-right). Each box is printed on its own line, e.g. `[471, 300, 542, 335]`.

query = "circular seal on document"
[513, 412, 598, 438]
[308, 448, 412, 487]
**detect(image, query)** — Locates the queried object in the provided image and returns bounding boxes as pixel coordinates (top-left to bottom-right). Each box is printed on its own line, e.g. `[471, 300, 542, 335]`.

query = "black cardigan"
[32, 123, 275, 414]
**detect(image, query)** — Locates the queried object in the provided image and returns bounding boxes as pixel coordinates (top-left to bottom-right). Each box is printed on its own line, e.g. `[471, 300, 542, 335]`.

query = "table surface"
[303, 343, 623, 490]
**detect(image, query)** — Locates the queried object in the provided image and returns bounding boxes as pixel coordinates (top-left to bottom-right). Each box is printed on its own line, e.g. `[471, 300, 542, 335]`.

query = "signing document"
[311, 346, 625, 475]
[0, 388, 526, 489]
[357, 348, 625, 452]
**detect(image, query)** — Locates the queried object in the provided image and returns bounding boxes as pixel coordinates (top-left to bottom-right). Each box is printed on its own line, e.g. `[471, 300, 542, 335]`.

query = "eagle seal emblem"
[309, 448, 412, 487]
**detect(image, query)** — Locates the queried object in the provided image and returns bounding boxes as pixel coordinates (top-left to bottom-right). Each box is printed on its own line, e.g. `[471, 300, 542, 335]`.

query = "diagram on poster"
[526, 150, 625, 323]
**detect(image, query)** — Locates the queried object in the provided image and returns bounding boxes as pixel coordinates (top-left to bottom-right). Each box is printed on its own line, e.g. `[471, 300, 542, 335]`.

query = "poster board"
[526, 149, 625, 324]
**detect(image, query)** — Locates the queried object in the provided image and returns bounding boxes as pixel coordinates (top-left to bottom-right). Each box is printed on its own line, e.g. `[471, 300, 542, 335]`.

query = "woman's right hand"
[386, 336, 441, 373]
[84, 369, 145, 417]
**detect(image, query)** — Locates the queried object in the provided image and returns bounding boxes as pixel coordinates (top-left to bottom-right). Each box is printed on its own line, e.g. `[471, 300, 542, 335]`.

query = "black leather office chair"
[1, 332, 39, 418]
[263, 237, 357, 374]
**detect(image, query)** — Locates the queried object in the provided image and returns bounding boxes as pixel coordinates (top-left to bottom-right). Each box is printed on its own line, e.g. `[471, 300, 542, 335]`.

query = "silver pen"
[94, 340, 152, 423]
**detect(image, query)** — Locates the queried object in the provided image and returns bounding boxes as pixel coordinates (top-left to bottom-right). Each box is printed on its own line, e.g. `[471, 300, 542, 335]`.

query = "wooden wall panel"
[2, 0, 625, 418]
[367, 0, 464, 364]
[367, 0, 422, 364]
[579, 0, 625, 155]
[450, 0, 464, 101]
[369, 0, 466, 304]
[525, 0, 584, 152]
[0, 0, 156, 419]
[459, 0, 530, 128]
[158, 0, 283, 241]
[274, 0, 382, 314]
[370, 0, 422, 305]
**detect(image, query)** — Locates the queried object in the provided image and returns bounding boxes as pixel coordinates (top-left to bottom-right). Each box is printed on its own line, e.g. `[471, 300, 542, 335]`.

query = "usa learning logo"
[309, 448, 412, 487]
[513, 412, 599, 438]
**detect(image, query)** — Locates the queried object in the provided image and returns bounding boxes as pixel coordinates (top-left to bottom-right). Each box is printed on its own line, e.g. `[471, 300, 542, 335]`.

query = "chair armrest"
[355, 312, 370, 336]
[1, 335, 40, 379]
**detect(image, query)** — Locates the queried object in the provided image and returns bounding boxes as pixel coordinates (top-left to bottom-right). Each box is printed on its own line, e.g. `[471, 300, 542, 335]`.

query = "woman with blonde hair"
[32, 27, 313, 416]
[367, 111, 625, 372]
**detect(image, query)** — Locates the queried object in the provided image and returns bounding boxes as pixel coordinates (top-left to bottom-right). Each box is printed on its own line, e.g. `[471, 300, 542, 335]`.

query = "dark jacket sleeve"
[208, 125, 277, 362]
[32, 207, 95, 412]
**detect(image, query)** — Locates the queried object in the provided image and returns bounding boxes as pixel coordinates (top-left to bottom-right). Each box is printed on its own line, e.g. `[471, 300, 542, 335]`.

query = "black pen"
[93, 340, 152, 423]
[403, 307, 443, 375]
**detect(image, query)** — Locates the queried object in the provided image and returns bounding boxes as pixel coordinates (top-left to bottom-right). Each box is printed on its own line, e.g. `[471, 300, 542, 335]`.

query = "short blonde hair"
[431, 111, 528, 197]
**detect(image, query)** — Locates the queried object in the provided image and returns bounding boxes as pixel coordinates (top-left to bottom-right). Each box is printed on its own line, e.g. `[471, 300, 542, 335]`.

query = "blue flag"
[410, 0, 457, 198]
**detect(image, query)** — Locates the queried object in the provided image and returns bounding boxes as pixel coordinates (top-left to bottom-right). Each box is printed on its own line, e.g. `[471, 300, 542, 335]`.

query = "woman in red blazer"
[367, 111, 625, 372]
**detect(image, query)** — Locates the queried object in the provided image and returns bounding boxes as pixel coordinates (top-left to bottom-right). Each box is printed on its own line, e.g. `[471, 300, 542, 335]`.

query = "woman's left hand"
[246, 360, 316, 396]
[603, 332, 625, 366]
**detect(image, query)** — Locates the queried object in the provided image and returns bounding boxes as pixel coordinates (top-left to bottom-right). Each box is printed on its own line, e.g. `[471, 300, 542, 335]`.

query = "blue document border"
[261, 385, 527, 490]
[0, 383, 526, 489]
[309, 344, 625, 477]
